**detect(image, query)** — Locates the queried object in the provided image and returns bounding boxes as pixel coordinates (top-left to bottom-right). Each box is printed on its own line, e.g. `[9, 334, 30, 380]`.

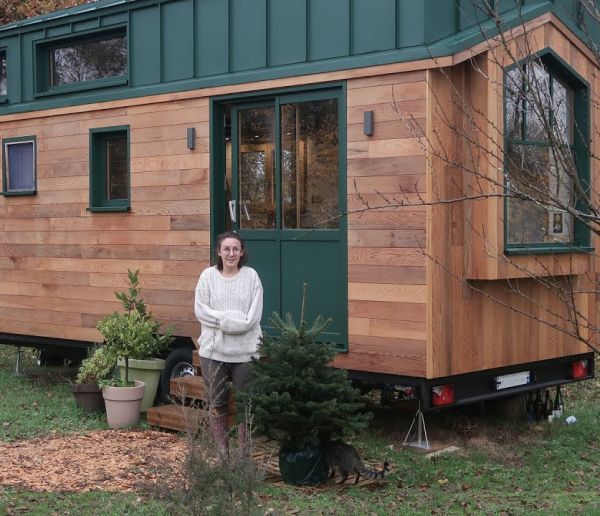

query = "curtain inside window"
[7, 142, 34, 191]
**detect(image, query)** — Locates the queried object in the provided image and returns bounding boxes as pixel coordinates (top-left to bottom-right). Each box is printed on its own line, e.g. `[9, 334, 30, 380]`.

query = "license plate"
[494, 371, 531, 390]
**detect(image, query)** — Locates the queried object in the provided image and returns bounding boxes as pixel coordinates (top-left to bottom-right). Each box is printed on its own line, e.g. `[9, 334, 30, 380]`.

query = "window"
[2, 136, 36, 195]
[89, 126, 129, 211]
[504, 52, 589, 252]
[37, 28, 127, 94]
[0, 50, 7, 99]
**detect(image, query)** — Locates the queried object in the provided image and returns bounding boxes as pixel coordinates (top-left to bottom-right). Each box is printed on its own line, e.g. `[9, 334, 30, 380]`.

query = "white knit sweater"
[194, 265, 263, 363]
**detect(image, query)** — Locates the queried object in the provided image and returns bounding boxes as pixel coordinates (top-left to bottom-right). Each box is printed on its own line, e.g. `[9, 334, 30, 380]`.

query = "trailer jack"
[13, 347, 23, 376]
[403, 401, 430, 450]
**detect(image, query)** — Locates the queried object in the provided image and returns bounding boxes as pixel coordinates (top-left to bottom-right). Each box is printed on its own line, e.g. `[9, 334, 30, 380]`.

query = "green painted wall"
[0, 0, 596, 114]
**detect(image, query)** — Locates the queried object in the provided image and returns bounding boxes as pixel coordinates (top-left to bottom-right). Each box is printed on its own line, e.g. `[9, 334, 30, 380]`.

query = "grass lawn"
[1, 344, 599, 515]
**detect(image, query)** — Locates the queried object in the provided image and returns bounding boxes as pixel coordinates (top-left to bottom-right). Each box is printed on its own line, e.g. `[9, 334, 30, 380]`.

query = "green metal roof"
[0, 0, 596, 116]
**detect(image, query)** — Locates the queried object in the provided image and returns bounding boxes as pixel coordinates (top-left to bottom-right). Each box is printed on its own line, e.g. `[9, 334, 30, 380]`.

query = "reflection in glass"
[553, 76, 574, 145]
[505, 67, 523, 141]
[51, 34, 127, 86]
[281, 99, 339, 229]
[505, 59, 579, 246]
[0, 52, 6, 96]
[506, 143, 574, 244]
[238, 107, 275, 229]
[105, 136, 128, 200]
[524, 62, 551, 142]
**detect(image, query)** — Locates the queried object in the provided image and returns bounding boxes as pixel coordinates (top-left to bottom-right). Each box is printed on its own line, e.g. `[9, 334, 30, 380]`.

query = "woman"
[194, 231, 263, 456]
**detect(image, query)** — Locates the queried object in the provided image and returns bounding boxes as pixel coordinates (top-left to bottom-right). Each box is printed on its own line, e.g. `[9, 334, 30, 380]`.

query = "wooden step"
[147, 403, 236, 431]
[146, 404, 208, 432]
[170, 375, 236, 412]
[170, 375, 206, 401]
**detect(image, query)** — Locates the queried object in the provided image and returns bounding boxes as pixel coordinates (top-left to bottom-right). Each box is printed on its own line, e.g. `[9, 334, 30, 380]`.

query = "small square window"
[2, 137, 36, 195]
[89, 126, 129, 211]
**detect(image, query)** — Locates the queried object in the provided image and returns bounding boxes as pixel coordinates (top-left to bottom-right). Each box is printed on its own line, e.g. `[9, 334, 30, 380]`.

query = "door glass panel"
[238, 107, 275, 229]
[224, 109, 233, 232]
[281, 98, 339, 229]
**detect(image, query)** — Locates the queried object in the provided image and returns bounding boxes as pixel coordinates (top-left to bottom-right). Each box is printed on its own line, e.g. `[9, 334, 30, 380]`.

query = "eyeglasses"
[221, 247, 242, 255]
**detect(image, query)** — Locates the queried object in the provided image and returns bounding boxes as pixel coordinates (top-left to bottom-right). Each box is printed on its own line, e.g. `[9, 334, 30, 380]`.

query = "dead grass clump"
[151, 398, 265, 516]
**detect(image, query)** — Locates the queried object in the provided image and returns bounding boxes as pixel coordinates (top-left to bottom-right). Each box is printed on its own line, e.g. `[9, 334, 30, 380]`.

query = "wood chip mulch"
[0, 430, 186, 493]
[0, 431, 388, 493]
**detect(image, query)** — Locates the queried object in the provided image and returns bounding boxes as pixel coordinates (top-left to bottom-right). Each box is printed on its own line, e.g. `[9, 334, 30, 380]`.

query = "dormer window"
[36, 28, 127, 95]
[50, 33, 126, 87]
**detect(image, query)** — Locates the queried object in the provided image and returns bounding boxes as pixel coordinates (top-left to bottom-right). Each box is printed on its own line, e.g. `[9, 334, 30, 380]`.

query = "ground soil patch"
[0, 430, 185, 493]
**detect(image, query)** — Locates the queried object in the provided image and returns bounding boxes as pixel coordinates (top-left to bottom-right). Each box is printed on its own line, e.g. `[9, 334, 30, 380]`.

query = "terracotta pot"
[102, 380, 145, 429]
[72, 383, 105, 412]
[117, 358, 165, 411]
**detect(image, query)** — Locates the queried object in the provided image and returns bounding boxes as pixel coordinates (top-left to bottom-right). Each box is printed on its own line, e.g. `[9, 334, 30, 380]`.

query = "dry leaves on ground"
[0, 430, 186, 493]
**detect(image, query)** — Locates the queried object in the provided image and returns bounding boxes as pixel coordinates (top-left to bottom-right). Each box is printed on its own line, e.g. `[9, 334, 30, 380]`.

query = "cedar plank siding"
[0, 68, 430, 377]
[0, 99, 211, 343]
[334, 72, 428, 377]
[427, 22, 595, 378]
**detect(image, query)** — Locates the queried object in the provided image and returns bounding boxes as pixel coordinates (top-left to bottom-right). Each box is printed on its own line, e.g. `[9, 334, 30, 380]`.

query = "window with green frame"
[0, 49, 7, 100]
[89, 126, 130, 211]
[2, 136, 36, 195]
[504, 51, 590, 253]
[36, 28, 127, 95]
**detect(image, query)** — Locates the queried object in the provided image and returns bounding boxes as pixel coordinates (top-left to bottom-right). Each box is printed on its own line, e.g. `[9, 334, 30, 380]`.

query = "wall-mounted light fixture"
[363, 111, 374, 136]
[187, 127, 196, 150]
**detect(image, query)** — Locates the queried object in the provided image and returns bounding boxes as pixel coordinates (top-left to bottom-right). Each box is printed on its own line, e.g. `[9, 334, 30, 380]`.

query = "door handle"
[242, 201, 251, 221]
[228, 200, 237, 223]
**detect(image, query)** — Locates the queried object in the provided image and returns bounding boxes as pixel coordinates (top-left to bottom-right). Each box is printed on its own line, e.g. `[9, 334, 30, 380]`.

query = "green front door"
[213, 88, 347, 349]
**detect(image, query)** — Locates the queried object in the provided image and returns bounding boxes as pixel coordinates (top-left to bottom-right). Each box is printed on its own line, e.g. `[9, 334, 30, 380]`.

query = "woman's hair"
[215, 231, 248, 270]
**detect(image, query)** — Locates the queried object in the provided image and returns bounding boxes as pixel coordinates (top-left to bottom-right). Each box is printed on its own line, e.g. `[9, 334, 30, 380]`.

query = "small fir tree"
[244, 286, 371, 450]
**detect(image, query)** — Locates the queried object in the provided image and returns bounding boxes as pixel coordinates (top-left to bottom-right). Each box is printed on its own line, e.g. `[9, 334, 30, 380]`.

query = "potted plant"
[98, 309, 154, 428]
[97, 269, 174, 428]
[72, 345, 116, 412]
[113, 269, 175, 411]
[242, 287, 371, 486]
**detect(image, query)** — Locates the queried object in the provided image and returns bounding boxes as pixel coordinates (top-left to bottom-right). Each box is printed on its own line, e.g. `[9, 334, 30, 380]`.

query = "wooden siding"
[426, 21, 595, 378]
[333, 71, 428, 377]
[0, 99, 210, 343]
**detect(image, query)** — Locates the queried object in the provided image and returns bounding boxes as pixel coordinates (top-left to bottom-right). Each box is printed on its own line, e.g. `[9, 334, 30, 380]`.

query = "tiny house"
[0, 0, 596, 409]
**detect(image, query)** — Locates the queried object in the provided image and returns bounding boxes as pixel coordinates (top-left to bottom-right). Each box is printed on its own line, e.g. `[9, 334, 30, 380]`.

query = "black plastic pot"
[72, 383, 105, 412]
[278, 446, 328, 486]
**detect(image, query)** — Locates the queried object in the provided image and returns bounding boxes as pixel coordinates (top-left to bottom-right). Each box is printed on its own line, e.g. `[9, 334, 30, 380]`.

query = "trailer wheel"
[160, 347, 195, 401]
[490, 393, 528, 421]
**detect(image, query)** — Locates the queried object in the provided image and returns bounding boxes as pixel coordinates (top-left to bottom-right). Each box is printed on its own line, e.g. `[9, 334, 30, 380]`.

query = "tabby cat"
[321, 440, 390, 484]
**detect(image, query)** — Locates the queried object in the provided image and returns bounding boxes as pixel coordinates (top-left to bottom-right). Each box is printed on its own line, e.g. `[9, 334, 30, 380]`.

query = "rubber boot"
[210, 414, 229, 458]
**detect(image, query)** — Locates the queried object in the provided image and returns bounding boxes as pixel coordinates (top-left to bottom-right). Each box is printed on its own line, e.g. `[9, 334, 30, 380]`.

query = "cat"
[321, 440, 390, 484]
